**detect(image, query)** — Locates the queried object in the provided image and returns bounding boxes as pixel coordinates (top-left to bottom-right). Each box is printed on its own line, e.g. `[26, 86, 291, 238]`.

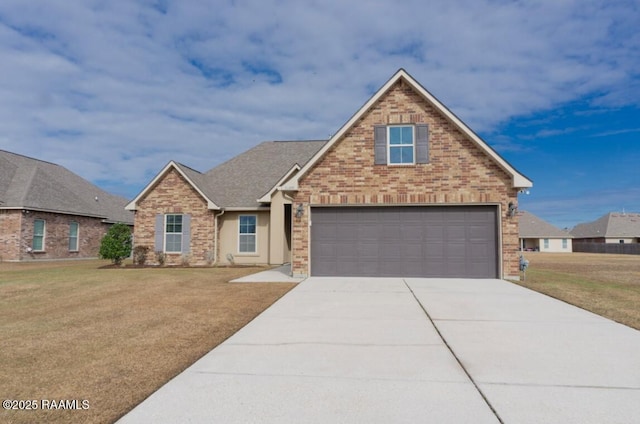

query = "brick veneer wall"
[292, 79, 520, 278]
[18, 211, 109, 260]
[0, 210, 22, 261]
[133, 168, 215, 265]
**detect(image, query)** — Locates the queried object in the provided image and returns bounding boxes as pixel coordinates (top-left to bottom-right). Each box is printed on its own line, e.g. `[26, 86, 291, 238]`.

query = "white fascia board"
[125, 161, 221, 210]
[257, 164, 301, 203]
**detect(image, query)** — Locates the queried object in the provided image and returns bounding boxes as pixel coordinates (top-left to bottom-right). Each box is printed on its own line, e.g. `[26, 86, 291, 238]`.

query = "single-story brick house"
[571, 212, 640, 244]
[0, 150, 134, 261]
[518, 211, 573, 252]
[126, 69, 532, 279]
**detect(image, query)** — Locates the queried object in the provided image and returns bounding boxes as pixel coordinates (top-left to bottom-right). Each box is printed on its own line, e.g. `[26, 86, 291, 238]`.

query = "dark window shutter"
[374, 125, 387, 165]
[154, 214, 164, 251]
[416, 124, 429, 164]
[182, 214, 191, 253]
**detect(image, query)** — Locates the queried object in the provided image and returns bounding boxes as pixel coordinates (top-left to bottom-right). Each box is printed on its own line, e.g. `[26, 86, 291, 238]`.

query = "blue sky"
[0, 0, 638, 229]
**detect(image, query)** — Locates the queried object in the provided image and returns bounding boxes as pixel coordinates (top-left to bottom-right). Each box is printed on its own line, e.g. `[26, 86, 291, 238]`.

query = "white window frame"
[543, 238, 549, 249]
[69, 221, 79, 252]
[238, 215, 257, 254]
[164, 214, 183, 253]
[33, 219, 46, 252]
[562, 238, 568, 249]
[387, 125, 415, 165]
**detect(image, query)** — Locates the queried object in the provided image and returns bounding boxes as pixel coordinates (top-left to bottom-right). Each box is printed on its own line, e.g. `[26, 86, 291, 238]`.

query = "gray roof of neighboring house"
[571, 212, 640, 239]
[0, 149, 133, 224]
[518, 211, 573, 238]
[171, 140, 327, 209]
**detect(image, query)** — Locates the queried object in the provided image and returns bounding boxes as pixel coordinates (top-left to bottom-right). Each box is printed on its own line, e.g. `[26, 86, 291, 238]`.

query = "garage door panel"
[310, 206, 497, 278]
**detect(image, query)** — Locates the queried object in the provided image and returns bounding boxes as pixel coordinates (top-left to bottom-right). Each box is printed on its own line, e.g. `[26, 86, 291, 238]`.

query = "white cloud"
[0, 0, 638, 198]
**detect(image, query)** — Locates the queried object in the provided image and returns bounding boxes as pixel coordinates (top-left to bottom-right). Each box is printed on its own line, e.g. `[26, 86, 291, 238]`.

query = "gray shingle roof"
[518, 211, 572, 238]
[0, 150, 133, 224]
[571, 212, 640, 238]
[170, 140, 327, 209]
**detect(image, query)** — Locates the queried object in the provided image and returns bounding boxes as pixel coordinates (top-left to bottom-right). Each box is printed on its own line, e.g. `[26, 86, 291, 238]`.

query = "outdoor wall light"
[295, 203, 304, 218]
[508, 202, 517, 218]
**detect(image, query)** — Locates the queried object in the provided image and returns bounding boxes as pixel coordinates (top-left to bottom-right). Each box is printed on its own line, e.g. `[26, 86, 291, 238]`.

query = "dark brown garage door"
[310, 206, 498, 278]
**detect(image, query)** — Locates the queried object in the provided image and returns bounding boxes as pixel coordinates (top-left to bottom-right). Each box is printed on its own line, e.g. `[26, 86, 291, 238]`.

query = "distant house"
[518, 211, 572, 252]
[0, 150, 134, 261]
[571, 212, 640, 244]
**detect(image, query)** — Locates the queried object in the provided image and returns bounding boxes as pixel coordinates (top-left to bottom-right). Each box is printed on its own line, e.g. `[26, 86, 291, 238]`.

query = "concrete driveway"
[118, 278, 640, 424]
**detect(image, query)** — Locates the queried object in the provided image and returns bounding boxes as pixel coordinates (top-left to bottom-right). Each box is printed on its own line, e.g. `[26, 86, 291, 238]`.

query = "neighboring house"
[518, 211, 573, 252]
[571, 212, 640, 244]
[127, 69, 532, 279]
[0, 150, 134, 261]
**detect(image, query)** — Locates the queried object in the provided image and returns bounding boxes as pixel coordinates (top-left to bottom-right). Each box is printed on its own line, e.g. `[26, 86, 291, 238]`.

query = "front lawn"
[0, 260, 295, 424]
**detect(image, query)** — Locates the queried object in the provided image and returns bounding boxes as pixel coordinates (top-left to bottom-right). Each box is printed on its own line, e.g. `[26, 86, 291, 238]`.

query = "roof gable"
[285, 69, 532, 190]
[125, 161, 220, 211]
[126, 141, 326, 210]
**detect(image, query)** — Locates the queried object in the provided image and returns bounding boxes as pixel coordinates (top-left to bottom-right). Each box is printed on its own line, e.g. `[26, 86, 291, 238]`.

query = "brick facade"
[133, 168, 216, 265]
[0, 209, 111, 261]
[0, 210, 22, 261]
[292, 79, 520, 278]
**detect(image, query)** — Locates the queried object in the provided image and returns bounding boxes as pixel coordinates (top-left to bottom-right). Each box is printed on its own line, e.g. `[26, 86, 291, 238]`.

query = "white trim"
[283, 69, 532, 191]
[257, 164, 301, 203]
[238, 214, 257, 254]
[125, 161, 220, 211]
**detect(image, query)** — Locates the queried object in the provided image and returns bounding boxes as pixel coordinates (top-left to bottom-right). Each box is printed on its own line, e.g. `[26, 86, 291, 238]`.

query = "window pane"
[401, 126, 413, 144]
[401, 146, 414, 163]
[239, 216, 256, 234]
[389, 146, 401, 163]
[166, 215, 182, 233]
[166, 234, 182, 252]
[389, 127, 402, 144]
[239, 234, 256, 252]
[69, 222, 79, 251]
[33, 220, 44, 251]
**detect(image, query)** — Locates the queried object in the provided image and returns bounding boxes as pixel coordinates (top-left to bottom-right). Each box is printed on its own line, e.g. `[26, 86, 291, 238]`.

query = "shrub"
[99, 223, 132, 266]
[155, 251, 166, 266]
[133, 246, 150, 266]
[181, 253, 191, 266]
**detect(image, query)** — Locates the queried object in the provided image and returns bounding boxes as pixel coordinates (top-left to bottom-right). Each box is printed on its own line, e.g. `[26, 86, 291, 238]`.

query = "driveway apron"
[118, 277, 640, 424]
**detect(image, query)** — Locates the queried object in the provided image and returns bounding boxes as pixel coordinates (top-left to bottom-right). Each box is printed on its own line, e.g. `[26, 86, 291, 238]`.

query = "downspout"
[214, 209, 225, 265]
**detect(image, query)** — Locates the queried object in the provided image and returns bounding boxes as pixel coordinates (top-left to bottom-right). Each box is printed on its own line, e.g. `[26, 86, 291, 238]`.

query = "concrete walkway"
[230, 264, 306, 283]
[118, 278, 640, 424]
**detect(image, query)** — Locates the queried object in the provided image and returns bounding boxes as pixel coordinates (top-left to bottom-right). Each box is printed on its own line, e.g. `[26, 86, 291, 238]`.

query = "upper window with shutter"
[374, 124, 429, 165]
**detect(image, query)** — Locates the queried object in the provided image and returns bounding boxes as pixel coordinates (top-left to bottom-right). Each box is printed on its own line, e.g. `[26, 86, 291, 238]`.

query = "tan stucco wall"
[292, 79, 520, 278]
[540, 238, 572, 253]
[268, 190, 292, 265]
[218, 211, 270, 265]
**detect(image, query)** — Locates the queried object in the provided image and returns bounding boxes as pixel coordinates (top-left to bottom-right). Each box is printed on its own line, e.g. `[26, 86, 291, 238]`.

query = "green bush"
[99, 223, 132, 266]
